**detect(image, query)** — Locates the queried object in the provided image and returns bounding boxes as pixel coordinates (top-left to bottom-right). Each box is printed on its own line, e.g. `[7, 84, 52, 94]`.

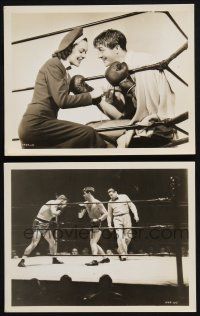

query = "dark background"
[11, 168, 188, 255]
[11, 168, 188, 223]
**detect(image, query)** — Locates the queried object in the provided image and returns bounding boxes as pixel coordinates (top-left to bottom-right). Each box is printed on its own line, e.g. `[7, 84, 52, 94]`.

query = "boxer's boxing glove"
[105, 61, 136, 96]
[104, 89, 125, 113]
[69, 75, 94, 94]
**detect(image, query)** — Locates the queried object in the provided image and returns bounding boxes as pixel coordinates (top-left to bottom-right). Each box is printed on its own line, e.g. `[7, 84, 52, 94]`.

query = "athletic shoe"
[119, 255, 127, 261]
[99, 258, 110, 263]
[52, 257, 63, 264]
[85, 260, 99, 266]
[18, 259, 25, 267]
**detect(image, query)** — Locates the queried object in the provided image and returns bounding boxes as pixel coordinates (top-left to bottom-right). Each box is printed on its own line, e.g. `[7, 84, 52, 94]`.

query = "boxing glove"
[105, 61, 129, 86]
[104, 88, 136, 119]
[105, 62, 136, 97]
[69, 75, 94, 94]
[104, 89, 125, 113]
[119, 76, 136, 96]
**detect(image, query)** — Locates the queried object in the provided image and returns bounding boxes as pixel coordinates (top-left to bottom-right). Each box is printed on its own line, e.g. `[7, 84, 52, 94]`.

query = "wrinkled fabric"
[117, 51, 175, 147]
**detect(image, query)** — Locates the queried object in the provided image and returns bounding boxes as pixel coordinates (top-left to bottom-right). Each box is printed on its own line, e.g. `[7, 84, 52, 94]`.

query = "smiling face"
[96, 44, 120, 67]
[68, 39, 88, 67]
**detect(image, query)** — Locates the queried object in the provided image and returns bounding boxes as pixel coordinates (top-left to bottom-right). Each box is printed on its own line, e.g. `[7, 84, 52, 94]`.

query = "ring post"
[169, 176, 185, 303]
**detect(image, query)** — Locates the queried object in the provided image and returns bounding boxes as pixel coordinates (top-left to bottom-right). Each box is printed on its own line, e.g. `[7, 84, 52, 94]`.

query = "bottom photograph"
[4, 162, 196, 312]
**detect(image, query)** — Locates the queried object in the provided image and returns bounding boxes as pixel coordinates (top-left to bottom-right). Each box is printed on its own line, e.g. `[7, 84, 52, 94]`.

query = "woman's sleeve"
[45, 62, 92, 109]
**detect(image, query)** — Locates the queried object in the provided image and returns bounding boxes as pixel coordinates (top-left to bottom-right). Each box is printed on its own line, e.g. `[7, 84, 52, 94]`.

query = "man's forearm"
[107, 215, 113, 227]
[99, 213, 107, 222]
[129, 203, 139, 220]
[52, 209, 61, 216]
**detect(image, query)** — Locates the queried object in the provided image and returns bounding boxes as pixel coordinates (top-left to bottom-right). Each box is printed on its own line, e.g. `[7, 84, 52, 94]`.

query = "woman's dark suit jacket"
[18, 57, 106, 148]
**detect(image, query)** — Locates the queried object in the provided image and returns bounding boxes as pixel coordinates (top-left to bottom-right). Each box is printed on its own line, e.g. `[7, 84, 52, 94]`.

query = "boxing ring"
[10, 10, 190, 148]
[11, 255, 189, 285]
[11, 177, 188, 292]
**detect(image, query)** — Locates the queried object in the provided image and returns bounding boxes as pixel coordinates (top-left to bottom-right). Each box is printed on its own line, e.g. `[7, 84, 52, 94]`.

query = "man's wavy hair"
[52, 37, 87, 60]
[93, 29, 127, 51]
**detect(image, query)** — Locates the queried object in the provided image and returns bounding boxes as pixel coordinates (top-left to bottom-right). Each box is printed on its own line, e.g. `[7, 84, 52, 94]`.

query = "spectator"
[165, 245, 172, 256]
[26, 278, 47, 305]
[71, 248, 79, 255]
[81, 247, 90, 255]
[106, 249, 114, 255]
[147, 246, 154, 256]
[82, 274, 124, 305]
[55, 275, 76, 305]
[158, 246, 169, 256]
[181, 246, 188, 256]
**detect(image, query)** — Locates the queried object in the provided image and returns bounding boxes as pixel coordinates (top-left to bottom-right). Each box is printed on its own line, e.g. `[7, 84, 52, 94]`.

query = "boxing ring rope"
[11, 10, 188, 93]
[12, 42, 188, 93]
[95, 111, 189, 133]
[85, 42, 188, 86]
[11, 197, 176, 208]
[11, 11, 189, 148]
[11, 11, 187, 45]
[12, 179, 188, 289]
[11, 111, 189, 144]
[12, 221, 188, 287]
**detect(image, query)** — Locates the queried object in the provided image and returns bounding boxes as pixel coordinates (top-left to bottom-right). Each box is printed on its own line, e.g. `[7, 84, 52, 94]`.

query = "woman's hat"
[54, 27, 83, 54]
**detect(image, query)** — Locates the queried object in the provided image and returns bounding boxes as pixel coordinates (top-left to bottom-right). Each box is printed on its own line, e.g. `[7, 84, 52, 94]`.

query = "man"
[71, 248, 79, 255]
[78, 187, 109, 266]
[18, 194, 68, 267]
[93, 29, 175, 147]
[107, 188, 139, 261]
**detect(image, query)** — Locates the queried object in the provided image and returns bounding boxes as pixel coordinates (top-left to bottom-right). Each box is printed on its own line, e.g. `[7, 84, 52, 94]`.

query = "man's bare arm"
[107, 203, 113, 227]
[98, 202, 108, 221]
[78, 209, 87, 219]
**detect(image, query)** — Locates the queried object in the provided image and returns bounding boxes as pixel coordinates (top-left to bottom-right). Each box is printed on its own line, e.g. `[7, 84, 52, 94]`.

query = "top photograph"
[4, 4, 195, 156]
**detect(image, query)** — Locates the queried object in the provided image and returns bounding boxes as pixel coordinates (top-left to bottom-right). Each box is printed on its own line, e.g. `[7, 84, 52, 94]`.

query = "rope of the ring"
[11, 111, 189, 142]
[12, 202, 188, 208]
[11, 223, 188, 231]
[11, 11, 187, 45]
[95, 111, 189, 133]
[12, 221, 188, 227]
[11, 112, 189, 143]
[12, 253, 177, 256]
[12, 12, 146, 45]
[12, 42, 188, 93]
[25, 225, 188, 230]
[11, 197, 177, 208]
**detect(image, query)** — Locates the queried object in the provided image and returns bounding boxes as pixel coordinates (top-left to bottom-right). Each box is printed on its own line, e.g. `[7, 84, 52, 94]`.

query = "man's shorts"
[113, 213, 132, 239]
[32, 218, 50, 236]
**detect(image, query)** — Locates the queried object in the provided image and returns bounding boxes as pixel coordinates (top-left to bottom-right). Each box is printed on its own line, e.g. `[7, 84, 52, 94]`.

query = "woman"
[18, 27, 106, 148]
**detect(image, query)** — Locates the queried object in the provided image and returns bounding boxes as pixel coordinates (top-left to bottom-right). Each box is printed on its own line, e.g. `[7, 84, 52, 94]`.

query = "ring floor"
[11, 255, 189, 285]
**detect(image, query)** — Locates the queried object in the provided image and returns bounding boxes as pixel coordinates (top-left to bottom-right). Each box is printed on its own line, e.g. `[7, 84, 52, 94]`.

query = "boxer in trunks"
[107, 188, 139, 261]
[78, 187, 110, 266]
[18, 194, 68, 267]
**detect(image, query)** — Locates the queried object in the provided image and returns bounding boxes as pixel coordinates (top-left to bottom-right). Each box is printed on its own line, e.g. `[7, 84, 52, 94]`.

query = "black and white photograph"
[4, 4, 195, 156]
[4, 162, 196, 312]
